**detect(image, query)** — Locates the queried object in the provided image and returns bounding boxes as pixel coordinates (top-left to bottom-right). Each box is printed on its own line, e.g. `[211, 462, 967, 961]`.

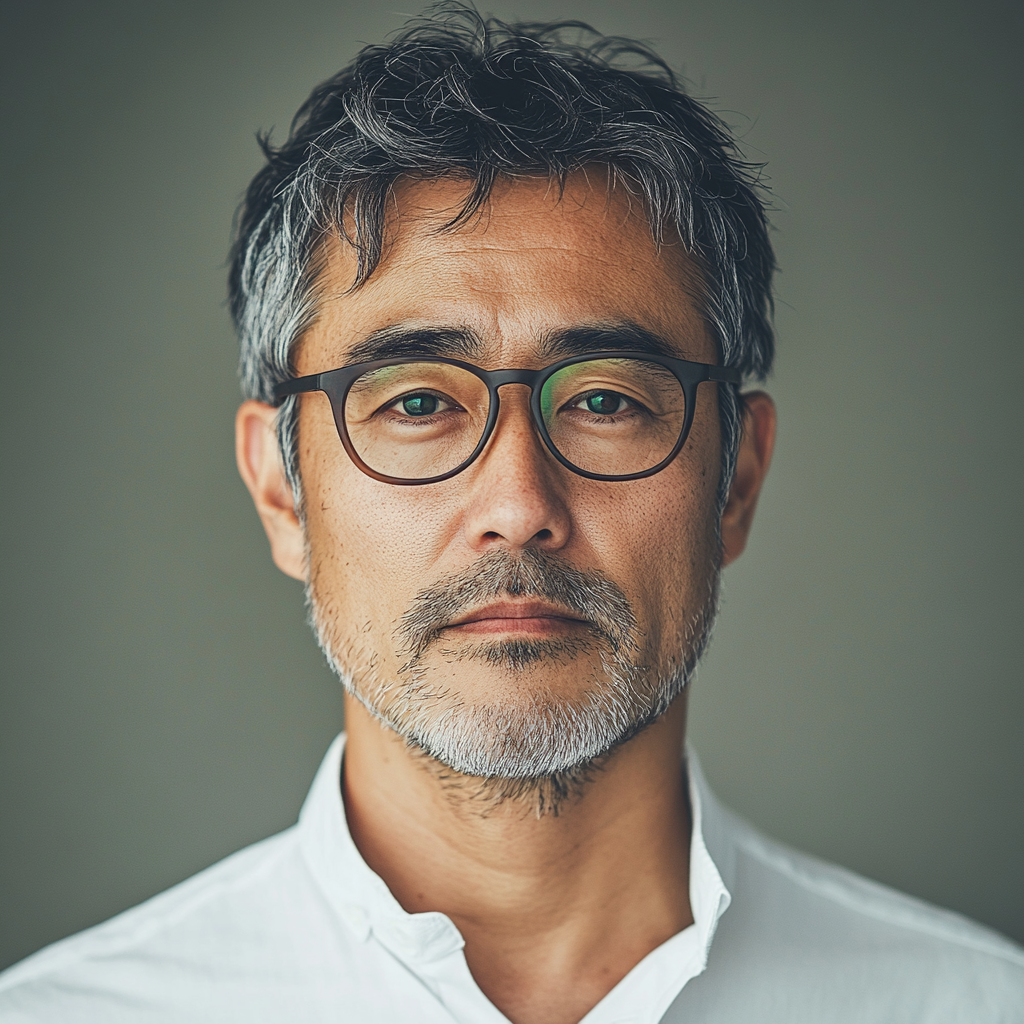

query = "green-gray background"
[2, 0, 1021, 970]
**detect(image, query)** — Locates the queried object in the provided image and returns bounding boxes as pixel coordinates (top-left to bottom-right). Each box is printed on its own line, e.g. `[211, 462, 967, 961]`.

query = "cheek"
[566, 424, 721, 639]
[299, 401, 463, 624]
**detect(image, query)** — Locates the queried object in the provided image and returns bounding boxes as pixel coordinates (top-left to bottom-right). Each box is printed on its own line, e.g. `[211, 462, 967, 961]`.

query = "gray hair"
[228, 4, 776, 512]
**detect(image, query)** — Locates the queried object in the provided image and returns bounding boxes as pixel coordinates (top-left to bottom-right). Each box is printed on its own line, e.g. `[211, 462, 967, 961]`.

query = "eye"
[574, 390, 632, 416]
[389, 391, 455, 417]
[402, 394, 437, 416]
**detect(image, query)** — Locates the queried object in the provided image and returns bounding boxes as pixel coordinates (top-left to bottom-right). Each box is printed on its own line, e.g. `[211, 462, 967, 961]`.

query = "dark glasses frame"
[273, 350, 741, 484]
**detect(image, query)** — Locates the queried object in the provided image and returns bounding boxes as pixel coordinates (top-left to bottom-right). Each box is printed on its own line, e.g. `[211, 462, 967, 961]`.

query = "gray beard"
[308, 548, 719, 811]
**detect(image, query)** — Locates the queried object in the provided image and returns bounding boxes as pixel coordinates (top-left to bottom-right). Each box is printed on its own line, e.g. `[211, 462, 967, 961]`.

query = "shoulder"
[734, 807, 1022, 960]
[696, 801, 1024, 1021]
[0, 826, 322, 1022]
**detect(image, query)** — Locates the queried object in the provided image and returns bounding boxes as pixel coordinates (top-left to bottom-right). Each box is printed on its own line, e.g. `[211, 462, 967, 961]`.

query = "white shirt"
[1, 734, 1021, 1023]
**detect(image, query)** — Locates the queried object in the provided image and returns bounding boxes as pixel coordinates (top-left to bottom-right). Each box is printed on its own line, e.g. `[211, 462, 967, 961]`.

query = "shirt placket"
[370, 910, 512, 1024]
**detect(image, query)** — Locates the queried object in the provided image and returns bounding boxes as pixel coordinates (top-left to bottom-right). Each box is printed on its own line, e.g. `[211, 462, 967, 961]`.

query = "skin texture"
[236, 174, 775, 1024]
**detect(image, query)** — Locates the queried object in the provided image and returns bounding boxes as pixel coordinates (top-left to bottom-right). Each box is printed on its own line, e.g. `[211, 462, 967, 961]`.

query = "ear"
[720, 391, 776, 567]
[235, 401, 306, 582]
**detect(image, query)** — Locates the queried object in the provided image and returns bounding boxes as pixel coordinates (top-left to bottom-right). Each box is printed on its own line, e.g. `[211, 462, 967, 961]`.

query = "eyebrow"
[340, 320, 683, 367]
[343, 326, 483, 364]
[538, 323, 681, 361]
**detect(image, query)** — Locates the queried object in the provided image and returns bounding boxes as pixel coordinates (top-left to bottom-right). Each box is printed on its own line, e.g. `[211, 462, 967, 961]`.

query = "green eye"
[585, 392, 624, 415]
[401, 394, 439, 416]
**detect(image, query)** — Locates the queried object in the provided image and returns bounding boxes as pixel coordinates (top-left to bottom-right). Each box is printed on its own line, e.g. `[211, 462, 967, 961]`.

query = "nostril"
[533, 528, 553, 541]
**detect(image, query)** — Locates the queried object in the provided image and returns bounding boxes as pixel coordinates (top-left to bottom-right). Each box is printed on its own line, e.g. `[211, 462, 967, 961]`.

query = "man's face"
[293, 174, 724, 781]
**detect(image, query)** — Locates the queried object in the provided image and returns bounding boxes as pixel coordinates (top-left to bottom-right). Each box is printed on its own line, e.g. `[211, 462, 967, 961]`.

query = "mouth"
[445, 600, 592, 638]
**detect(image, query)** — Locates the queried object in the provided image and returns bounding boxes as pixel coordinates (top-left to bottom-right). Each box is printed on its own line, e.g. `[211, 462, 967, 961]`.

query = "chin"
[351, 645, 688, 782]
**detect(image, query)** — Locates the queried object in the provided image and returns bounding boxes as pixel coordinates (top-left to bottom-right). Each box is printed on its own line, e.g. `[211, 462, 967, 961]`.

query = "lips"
[446, 600, 590, 635]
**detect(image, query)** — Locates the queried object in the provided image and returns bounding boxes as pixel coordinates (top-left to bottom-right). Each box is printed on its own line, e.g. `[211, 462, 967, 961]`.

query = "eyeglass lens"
[343, 358, 688, 481]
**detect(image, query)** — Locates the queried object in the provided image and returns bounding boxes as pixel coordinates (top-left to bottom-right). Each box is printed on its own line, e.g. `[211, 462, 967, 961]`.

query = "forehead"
[296, 173, 714, 372]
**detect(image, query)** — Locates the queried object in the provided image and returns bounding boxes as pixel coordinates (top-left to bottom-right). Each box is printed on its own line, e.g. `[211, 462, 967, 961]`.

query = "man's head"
[233, 8, 776, 807]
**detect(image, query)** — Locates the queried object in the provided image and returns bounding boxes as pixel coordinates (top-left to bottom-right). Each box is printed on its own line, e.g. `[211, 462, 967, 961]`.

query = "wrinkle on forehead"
[295, 172, 715, 372]
[381, 172, 700, 274]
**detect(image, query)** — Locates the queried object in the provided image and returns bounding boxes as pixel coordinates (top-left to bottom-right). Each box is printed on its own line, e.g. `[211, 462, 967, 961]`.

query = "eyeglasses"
[274, 351, 740, 485]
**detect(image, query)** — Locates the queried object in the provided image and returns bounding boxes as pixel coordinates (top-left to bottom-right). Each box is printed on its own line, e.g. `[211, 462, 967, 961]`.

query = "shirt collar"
[683, 742, 735, 960]
[582, 744, 732, 1023]
[297, 733, 466, 963]
[297, 733, 732, 1015]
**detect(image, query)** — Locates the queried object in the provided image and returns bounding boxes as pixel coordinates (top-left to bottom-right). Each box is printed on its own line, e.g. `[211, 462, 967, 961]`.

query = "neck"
[341, 693, 694, 1024]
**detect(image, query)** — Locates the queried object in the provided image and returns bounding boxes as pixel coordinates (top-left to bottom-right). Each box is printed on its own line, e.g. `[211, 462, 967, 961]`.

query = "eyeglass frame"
[273, 350, 742, 485]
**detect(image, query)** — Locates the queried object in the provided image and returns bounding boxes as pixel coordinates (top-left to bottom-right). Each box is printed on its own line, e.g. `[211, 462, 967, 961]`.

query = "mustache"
[394, 548, 641, 670]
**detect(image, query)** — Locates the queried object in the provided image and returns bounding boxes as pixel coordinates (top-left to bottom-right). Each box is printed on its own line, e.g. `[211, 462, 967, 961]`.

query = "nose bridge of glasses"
[483, 368, 547, 429]
[478, 369, 549, 460]
[485, 367, 546, 390]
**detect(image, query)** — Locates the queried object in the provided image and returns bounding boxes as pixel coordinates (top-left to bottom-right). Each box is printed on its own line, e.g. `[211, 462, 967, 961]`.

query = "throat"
[340, 693, 694, 1024]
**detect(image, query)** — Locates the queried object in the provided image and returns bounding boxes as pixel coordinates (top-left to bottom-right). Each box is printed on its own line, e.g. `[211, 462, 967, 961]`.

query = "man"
[1, 8, 1021, 1023]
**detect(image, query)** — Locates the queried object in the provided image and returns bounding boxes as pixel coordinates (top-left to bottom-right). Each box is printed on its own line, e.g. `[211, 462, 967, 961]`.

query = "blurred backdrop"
[1, 0, 1022, 969]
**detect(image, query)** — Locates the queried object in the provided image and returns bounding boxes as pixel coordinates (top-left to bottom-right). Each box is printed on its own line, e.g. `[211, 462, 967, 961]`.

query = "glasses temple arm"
[273, 374, 323, 401]
[705, 365, 743, 385]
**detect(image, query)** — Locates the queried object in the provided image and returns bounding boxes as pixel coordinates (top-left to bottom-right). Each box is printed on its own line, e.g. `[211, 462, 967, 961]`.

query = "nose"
[460, 385, 572, 553]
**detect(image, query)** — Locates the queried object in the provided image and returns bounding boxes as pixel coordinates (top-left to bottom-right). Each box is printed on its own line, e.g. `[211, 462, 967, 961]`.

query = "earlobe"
[235, 401, 307, 582]
[720, 391, 776, 567]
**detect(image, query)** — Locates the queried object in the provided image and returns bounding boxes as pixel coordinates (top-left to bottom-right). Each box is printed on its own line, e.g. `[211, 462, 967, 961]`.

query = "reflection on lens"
[540, 358, 686, 476]
[345, 362, 490, 480]
[341, 357, 687, 481]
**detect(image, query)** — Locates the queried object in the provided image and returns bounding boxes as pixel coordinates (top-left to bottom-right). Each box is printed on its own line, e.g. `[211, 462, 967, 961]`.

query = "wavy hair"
[228, 4, 776, 512]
